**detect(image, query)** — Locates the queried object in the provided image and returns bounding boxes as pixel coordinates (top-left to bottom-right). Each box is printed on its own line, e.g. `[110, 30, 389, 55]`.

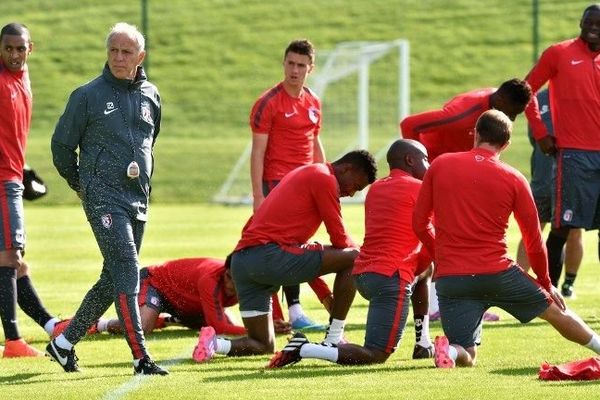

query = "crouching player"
[192, 150, 377, 364]
[268, 139, 432, 367]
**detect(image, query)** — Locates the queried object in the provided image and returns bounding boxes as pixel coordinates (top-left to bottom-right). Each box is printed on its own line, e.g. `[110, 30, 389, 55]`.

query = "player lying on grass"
[267, 139, 433, 367]
[413, 110, 600, 368]
[54, 256, 296, 337]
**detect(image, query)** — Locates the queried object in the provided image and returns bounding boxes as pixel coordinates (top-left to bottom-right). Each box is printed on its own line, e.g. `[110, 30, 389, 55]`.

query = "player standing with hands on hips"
[47, 22, 167, 375]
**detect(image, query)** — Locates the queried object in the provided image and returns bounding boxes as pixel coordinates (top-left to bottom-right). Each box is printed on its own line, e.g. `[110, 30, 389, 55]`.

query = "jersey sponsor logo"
[308, 107, 319, 124]
[104, 102, 118, 115]
[570, 60, 584, 65]
[101, 213, 113, 229]
[284, 110, 297, 118]
[141, 101, 153, 124]
[563, 209, 573, 222]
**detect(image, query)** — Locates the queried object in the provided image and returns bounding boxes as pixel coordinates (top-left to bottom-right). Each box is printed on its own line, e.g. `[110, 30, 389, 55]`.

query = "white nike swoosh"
[50, 341, 68, 366]
[104, 108, 118, 115]
[284, 112, 296, 118]
[571, 60, 584, 65]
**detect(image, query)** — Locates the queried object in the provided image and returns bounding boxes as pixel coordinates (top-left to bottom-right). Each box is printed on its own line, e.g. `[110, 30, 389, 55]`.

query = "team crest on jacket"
[101, 213, 113, 229]
[308, 107, 319, 124]
[141, 101, 153, 124]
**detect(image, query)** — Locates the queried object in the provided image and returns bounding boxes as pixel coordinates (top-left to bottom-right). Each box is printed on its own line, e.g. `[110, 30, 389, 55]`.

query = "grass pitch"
[0, 204, 598, 399]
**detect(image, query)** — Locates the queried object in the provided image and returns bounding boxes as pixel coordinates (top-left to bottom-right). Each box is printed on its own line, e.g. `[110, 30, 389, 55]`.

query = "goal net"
[213, 39, 410, 205]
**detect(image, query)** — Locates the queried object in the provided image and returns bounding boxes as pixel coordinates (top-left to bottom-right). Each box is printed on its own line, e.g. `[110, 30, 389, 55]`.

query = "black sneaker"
[266, 332, 308, 368]
[46, 339, 80, 372]
[412, 344, 434, 359]
[134, 356, 169, 375]
[561, 282, 575, 299]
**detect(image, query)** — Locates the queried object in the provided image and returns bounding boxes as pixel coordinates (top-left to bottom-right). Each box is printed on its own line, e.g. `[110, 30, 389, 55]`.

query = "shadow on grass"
[198, 359, 433, 382]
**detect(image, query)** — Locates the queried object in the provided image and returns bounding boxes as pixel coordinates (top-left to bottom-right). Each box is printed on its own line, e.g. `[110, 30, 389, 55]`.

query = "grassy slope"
[1, 0, 589, 204]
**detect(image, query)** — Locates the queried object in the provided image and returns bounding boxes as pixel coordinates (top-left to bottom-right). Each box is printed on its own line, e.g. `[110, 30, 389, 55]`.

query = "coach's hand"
[537, 135, 557, 156]
[549, 286, 567, 311]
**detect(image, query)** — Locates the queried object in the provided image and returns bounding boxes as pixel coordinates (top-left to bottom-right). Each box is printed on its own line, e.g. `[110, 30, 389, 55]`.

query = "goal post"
[213, 39, 410, 205]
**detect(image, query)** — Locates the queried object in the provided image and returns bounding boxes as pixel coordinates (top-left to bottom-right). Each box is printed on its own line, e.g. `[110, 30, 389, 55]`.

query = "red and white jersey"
[249, 82, 321, 180]
[147, 257, 245, 335]
[526, 37, 600, 150]
[400, 88, 493, 161]
[413, 148, 551, 291]
[0, 61, 32, 182]
[353, 169, 431, 281]
[235, 163, 356, 251]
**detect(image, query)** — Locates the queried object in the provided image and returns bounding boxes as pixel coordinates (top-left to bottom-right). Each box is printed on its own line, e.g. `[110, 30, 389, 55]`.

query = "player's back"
[428, 148, 526, 277]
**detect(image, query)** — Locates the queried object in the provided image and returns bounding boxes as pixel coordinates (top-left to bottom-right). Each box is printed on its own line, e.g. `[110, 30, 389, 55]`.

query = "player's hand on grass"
[274, 319, 292, 334]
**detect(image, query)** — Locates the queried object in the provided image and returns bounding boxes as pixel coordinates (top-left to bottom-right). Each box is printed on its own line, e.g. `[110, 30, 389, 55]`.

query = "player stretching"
[413, 110, 600, 368]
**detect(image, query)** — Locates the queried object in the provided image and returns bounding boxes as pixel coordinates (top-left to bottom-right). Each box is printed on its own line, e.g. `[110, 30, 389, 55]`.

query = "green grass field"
[0, 204, 599, 399]
[2, 0, 600, 398]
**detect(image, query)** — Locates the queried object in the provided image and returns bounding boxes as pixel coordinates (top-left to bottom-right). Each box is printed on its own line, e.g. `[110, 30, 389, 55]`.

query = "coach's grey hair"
[105, 22, 145, 52]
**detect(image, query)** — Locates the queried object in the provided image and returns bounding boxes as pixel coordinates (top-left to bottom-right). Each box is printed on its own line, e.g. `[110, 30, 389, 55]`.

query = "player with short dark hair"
[267, 139, 433, 367]
[400, 78, 532, 161]
[524, 4, 600, 293]
[192, 150, 377, 364]
[250, 38, 331, 331]
[413, 110, 600, 368]
[0, 22, 65, 358]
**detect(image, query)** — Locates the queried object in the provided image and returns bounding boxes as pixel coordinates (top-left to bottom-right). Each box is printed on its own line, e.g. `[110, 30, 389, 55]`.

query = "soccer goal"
[213, 39, 410, 205]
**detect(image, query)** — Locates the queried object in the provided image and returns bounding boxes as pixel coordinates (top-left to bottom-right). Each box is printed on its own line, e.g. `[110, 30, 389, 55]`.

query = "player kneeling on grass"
[267, 139, 432, 367]
[192, 150, 377, 363]
[412, 109, 600, 368]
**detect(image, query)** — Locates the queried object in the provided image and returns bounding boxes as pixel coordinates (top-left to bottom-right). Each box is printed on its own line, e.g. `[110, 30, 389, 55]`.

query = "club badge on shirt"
[101, 214, 113, 229]
[308, 107, 319, 124]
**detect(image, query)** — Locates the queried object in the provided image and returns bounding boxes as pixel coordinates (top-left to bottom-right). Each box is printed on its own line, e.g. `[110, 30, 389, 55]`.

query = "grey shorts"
[436, 265, 551, 349]
[231, 243, 323, 313]
[354, 272, 411, 354]
[555, 149, 600, 229]
[0, 181, 25, 250]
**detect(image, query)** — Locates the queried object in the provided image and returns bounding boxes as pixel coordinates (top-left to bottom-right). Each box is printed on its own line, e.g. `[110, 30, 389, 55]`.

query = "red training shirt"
[525, 37, 600, 150]
[353, 169, 431, 282]
[400, 88, 493, 161]
[147, 257, 245, 335]
[413, 148, 551, 291]
[249, 82, 321, 180]
[235, 163, 356, 251]
[0, 61, 31, 182]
